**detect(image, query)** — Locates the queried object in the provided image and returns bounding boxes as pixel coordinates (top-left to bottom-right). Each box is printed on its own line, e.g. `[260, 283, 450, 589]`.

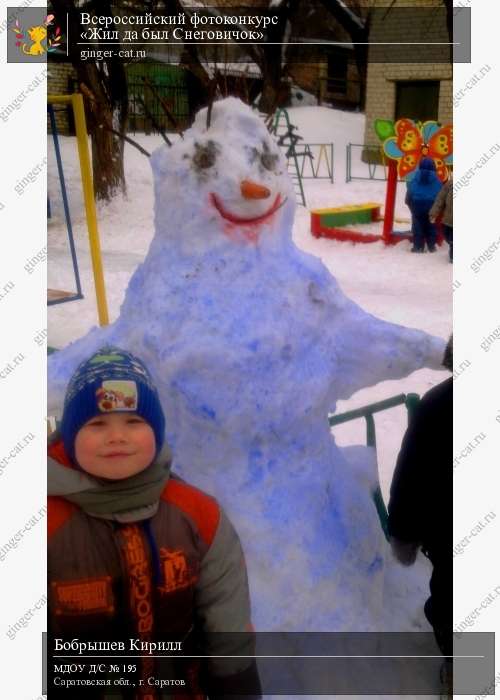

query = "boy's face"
[74, 413, 156, 479]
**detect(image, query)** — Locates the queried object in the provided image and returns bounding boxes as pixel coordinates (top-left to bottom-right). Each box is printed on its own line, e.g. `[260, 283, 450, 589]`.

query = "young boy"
[48, 347, 261, 698]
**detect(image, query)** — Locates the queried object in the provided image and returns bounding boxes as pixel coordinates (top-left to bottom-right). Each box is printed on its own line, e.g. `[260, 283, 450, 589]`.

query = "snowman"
[48, 97, 445, 632]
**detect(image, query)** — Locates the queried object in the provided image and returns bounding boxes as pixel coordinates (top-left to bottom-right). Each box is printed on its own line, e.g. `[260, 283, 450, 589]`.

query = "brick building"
[286, 0, 366, 110]
[287, 49, 361, 110]
[363, 0, 452, 149]
[47, 55, 77, 134]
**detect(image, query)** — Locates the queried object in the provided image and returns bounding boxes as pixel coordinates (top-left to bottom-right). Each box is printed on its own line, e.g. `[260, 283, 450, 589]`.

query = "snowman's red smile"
[210, 192, 282, 225]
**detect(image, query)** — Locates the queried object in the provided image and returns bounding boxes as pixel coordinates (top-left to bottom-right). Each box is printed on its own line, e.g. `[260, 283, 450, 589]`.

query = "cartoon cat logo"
[11, 14, 62, 56]
[22, 25, 47, 55]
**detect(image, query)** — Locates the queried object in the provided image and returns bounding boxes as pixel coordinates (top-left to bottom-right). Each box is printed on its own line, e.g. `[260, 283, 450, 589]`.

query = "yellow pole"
[48, 94, 71, 104]
[69, 93, 109, 325]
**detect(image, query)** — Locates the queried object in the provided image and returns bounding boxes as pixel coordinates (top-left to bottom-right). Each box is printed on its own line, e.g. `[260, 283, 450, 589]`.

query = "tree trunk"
[90, 108, 126, 201]
[78, 60, 128, 201]
[80, 66, 128, 202]
[259, 49, 288, 113]
[180, 45, 212, 117]
[443, 0, 454, 63]
[353, 30, 369, 111]
[50, 0, 128, 202]
[317, 0, 369, 109]
[256, 1, 296, 113]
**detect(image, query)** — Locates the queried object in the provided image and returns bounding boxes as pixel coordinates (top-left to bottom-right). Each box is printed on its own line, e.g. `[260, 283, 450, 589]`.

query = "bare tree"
[194, 0, 372, 111]
[191, 0, 299, 112]
[50, 0, 128, 201]
[257, 0, 300, 112]
[442, 0, 453, 62]
[316, 0, 369, 108]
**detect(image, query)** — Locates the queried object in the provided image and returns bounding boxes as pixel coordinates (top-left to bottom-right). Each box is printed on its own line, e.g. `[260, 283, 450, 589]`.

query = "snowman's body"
[49, 98, 445, 631]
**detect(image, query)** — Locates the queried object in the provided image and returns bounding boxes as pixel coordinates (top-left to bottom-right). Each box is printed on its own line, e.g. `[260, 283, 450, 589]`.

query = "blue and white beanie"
[60, 347, 165, 461]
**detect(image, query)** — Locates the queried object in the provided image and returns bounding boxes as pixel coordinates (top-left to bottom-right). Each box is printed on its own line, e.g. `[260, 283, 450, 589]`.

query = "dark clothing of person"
[443, 224, 453, 262]
[412, 208, 437, 252]
[430, 179, 453, 227]
[405, 159, 442, 252]
[430, 180, 453, 262]
[429, 176, 453, 262]
[388, 378, 452, 657]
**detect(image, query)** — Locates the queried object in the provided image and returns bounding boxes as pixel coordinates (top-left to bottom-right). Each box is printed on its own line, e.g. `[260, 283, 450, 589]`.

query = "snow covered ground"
[48, 105, 451, 503]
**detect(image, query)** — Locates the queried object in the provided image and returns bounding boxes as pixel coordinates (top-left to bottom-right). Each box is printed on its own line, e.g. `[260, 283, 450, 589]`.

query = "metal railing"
[128, 82, 190, 134]
[329, 392, 420, 538]
[295, 143, 335, 183]
[346, 143, 406, 183]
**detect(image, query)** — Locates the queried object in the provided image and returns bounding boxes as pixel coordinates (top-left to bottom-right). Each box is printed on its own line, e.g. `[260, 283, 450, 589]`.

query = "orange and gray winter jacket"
[47, 436, 261, 699]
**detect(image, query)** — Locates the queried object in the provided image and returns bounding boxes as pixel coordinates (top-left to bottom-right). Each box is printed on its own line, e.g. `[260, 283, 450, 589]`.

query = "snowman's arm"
[334, 305, 447, 400]
[48, 323, 117, 418]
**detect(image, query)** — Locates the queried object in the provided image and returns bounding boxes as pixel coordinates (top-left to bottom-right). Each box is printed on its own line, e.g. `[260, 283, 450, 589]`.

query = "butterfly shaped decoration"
[375, 118, 453, 182]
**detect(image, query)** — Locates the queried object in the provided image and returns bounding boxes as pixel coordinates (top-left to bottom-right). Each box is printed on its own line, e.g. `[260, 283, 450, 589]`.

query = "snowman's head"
[150, 97, 295, 254]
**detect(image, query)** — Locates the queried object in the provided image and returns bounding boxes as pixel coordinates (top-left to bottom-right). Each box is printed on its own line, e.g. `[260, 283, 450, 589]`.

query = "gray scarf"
[48, 441, 172, 523]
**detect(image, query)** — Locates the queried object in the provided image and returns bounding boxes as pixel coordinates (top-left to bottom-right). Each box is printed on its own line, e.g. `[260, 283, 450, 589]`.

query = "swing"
[47, 93, 109, 326]
[47, 103, 83, 306]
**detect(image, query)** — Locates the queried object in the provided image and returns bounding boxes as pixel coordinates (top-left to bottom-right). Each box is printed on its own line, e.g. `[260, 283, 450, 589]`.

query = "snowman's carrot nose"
[240, 180, 271, 200]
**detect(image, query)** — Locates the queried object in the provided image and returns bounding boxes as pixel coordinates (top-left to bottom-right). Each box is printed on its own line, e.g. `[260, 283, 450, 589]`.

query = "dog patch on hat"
[96, 380, 138, 412]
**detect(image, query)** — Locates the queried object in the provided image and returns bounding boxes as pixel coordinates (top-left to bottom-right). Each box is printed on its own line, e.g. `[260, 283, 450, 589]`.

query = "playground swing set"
[311, 117, 453, 245]
[47, 80, 181, 325]
[47, 92, 109, 327]
[47, 98, 423, 536]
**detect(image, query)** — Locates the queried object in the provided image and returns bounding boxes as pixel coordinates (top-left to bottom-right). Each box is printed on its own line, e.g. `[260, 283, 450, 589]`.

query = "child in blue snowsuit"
[405, 157, 443, 253]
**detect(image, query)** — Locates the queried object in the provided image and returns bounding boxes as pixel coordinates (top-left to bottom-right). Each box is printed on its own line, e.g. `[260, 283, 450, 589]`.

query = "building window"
[395, 81, 440, 122]
[327, 52, 348, 95]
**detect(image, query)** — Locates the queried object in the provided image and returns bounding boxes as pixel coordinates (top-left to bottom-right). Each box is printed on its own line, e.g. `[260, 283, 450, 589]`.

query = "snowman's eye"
[247, 147, 259, 163]
[193, 141, 218, 170]
[261, 151, 278, 171]
[260, 141, 278, 172]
